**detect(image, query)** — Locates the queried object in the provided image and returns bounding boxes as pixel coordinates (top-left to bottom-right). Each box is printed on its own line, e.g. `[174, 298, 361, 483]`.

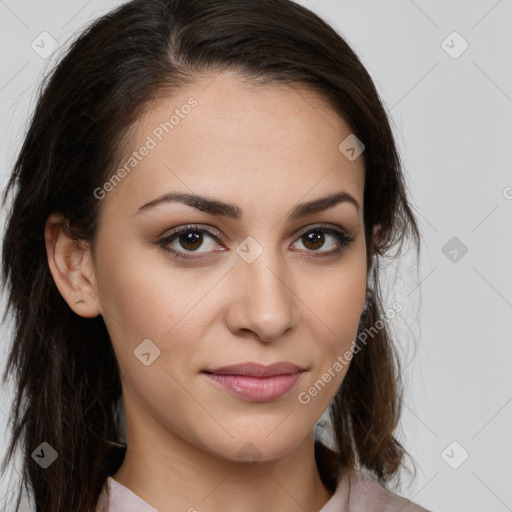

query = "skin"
[45, 70, 370, 512]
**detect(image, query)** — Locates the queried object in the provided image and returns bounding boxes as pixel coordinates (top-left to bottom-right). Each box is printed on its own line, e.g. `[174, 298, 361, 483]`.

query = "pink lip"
[203, 362, 305, 402]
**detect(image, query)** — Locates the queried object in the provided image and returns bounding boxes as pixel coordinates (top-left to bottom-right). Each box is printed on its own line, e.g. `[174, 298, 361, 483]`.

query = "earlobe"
[44, 212, 102, 318]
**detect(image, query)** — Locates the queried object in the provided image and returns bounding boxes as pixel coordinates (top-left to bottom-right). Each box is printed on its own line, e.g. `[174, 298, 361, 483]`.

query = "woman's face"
[86, 71, 367, 463]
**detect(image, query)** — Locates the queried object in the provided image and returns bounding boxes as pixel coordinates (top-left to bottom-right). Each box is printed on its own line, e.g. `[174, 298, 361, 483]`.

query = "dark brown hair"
[1, 0, 421, 510]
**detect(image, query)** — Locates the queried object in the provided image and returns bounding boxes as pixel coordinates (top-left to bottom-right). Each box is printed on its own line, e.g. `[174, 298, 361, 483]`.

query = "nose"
[225, 247, 299, 343]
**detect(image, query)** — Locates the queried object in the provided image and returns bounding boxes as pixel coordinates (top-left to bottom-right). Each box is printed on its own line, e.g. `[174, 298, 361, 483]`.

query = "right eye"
[156, 224, 226, 261]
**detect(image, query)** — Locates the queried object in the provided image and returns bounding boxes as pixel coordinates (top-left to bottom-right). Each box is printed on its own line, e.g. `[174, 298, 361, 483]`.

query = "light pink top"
[96, 470, 432, 511]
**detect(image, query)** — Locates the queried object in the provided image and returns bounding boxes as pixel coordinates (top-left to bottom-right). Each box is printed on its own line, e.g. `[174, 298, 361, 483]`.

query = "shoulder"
[96, 476, 158, 512]
[315, 441, 432, 512]
[346, 470, 433, 512]
[96, 481, 109, 512]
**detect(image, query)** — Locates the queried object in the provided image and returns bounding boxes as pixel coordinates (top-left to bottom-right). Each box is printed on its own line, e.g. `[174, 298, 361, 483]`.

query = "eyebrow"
[136, 190, 360, 219]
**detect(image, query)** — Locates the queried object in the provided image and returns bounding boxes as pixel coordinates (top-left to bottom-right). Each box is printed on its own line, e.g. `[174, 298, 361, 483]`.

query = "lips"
[204, 361, 305, 377]
[202, 362, 306, 402]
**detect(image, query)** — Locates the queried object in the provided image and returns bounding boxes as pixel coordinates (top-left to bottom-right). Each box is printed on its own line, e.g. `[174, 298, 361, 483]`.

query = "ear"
[44, 212, 101, 318]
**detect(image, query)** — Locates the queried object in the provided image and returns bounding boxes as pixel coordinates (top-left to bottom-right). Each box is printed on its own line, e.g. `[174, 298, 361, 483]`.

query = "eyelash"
[155, 223, 355, 262]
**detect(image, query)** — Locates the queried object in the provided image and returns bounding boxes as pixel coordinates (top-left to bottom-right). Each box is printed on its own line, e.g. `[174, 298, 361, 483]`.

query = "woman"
[1, 0, 429, 511]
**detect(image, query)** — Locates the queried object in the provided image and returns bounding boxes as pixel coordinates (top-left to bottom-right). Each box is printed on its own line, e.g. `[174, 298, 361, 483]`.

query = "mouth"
[203, 361, 305, 377]
[202, 362, 306, 402]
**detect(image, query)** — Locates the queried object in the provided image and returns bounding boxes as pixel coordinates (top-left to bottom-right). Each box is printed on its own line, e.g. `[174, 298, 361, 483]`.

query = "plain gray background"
[0, 1, 511, 511]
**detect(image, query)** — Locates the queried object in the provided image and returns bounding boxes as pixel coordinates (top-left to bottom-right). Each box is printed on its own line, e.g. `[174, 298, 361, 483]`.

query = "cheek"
[93, 247, 176, 368]
[314, 256, 367, 342]
[300, 254, 367, 395]
[95, 245, 223, 377]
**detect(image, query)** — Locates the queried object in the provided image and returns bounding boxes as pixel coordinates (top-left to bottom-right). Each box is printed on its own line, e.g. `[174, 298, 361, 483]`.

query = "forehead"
[103, 71, 365, 217]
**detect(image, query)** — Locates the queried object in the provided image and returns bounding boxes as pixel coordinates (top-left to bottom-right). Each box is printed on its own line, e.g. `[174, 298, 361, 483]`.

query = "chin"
[196, 424, 308, 465]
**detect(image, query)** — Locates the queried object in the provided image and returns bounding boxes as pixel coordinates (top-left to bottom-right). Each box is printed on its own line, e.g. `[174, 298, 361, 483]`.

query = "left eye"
[292, 227, 352, 253]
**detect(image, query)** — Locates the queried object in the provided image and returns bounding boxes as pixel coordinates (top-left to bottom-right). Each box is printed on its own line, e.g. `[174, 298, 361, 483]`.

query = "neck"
[112, 416, 335, 512]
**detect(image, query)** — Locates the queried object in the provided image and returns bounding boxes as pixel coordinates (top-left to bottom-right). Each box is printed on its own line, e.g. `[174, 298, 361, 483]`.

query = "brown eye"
[177, 230, 204, 251]
[157, 224, 224, 261]
[301, 231, 326, 251]
[292, 225, 354, 256]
